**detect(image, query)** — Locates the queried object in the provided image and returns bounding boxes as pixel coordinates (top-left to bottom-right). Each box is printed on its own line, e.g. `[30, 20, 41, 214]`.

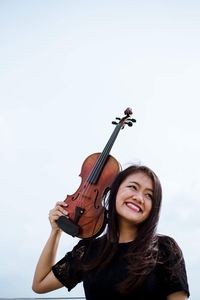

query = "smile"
[125, 202, 142, 213]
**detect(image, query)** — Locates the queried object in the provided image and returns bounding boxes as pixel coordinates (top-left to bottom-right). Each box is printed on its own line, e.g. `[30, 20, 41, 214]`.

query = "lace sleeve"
[52, 240, 88, 291]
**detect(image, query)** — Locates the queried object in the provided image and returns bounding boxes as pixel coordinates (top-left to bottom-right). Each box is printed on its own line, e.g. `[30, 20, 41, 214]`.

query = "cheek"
[115, 194, 124, 213]
[146, 201, 153, 214]
[115, 196, 120, 213]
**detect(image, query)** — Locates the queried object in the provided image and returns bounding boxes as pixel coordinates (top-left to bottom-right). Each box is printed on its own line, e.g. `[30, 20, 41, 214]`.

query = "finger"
[55, 201, 68, 207]
[49, 211, 69, 223]
[50, 209, 69, 218]
[56, 205, 69, 215]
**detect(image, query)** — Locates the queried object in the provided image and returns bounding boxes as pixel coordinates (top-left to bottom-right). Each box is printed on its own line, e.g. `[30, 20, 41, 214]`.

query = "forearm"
[167, 291, 188, 300]
[32, 201, 69, 293]
[32, 229, 62, 286]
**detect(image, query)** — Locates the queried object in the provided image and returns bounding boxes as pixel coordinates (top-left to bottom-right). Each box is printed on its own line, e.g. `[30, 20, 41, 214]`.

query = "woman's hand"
[48, 201, 69, 231]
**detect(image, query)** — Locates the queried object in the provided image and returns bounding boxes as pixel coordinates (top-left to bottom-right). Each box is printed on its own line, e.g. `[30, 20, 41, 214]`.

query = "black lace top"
[52, 235, 189, 300]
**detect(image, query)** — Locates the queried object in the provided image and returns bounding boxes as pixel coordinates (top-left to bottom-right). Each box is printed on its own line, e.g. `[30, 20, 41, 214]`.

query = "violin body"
[58, 153, 120, 239]
[56, 108, 136, 239]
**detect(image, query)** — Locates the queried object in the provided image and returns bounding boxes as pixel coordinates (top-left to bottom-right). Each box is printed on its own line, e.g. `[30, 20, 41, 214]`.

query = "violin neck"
[88, 124, 121, 184]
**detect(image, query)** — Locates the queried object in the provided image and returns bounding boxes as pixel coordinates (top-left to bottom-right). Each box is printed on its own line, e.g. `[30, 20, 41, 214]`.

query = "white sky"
[0, 0, 200, 298]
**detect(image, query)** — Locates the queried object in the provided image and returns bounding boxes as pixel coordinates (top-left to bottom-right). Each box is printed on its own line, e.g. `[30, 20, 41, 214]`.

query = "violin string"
[89, 124, 121, 183]
[79, 123, 122, 213]
[78, 118, 128, 233]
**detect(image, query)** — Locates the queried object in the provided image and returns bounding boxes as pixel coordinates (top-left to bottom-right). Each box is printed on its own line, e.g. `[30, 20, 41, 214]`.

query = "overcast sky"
[0, 1, 200, 299]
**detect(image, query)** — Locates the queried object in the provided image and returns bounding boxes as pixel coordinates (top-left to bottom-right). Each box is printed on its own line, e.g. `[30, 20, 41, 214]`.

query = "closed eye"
[127, 185, 137, 190]
[145, 193, 153, 200]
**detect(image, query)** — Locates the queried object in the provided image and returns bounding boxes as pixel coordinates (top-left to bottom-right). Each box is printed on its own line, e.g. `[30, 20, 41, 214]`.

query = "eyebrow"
[128, 181, 153, 193]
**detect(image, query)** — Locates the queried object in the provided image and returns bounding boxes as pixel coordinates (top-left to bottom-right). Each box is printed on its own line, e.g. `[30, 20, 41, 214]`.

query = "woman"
[32, 165, 190, 299]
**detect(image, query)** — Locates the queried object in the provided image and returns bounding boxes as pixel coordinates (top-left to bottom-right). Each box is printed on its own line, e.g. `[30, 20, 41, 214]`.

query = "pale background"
[0, 0, 199, 299]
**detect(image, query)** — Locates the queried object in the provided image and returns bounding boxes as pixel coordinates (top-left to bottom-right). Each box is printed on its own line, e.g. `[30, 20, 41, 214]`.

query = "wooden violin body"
[56, 108, 136, 239]
[57, 153, 120, 238]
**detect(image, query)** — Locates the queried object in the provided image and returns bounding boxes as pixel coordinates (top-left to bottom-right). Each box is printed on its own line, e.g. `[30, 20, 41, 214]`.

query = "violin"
[56, 107, 136, 239]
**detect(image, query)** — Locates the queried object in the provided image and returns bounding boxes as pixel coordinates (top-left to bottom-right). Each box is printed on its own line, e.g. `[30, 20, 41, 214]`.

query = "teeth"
[126, 202, 140, 212]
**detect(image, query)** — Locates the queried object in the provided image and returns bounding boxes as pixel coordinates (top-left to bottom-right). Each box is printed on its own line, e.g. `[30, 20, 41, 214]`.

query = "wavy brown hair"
[83, 164, 162, 293]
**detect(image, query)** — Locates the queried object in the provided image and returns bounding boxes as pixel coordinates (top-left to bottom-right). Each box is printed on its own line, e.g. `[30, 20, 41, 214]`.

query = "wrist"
[50, 228, 62, 238]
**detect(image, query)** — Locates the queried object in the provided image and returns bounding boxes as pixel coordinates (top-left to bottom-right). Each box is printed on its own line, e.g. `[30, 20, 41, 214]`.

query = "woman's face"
[116, 171, 153, 227]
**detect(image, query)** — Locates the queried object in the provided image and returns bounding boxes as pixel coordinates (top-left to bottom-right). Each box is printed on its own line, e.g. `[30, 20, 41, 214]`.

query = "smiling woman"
[115, 171, 153, 236]
[32, 164, 190, 300]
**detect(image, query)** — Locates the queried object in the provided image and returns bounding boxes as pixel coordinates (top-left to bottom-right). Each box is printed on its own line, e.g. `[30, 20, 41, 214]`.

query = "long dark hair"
[84, 164, 162, 293]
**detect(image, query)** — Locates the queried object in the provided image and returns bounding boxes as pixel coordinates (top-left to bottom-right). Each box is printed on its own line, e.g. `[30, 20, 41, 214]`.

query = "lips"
[125, 201, 142, 213]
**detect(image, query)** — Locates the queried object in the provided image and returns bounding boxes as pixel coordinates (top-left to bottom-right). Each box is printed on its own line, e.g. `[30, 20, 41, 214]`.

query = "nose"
[132, 192, 144, 205]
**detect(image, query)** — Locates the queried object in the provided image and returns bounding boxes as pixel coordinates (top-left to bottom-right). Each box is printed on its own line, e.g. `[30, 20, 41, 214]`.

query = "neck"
[118, 221, 138, 243]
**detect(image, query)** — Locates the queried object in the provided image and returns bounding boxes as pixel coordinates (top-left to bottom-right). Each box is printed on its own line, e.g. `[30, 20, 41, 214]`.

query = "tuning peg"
[128, 118, 136, 123]
[112, 121, 118, 125]
[125, 121, 133, 127]
[115, 117, 121, 120]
